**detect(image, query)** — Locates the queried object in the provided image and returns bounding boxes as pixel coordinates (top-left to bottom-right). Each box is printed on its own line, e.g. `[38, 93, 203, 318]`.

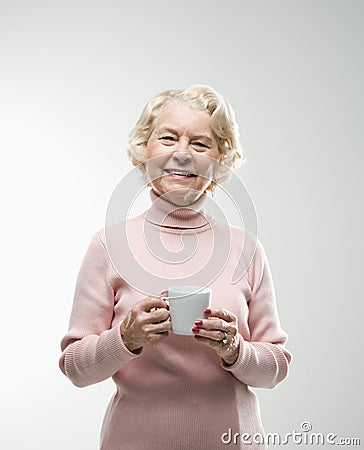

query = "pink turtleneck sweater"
[59, 191, 291, 450]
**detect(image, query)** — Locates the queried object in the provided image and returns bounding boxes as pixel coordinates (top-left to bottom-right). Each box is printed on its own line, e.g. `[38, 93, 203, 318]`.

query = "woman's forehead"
[155, 102, 213, 134]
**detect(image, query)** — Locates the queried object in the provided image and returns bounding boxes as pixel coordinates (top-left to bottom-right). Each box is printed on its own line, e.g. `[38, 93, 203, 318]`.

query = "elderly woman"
[59, 85, 291, 450]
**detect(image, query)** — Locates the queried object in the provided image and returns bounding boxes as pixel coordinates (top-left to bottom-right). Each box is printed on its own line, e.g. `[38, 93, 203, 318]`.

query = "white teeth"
[166, 170, 196, 177]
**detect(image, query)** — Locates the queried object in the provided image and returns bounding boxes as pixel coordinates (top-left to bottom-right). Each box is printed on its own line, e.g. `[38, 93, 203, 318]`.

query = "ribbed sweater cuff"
[220, 334, 251, 373]
[107, 322, 143, 361]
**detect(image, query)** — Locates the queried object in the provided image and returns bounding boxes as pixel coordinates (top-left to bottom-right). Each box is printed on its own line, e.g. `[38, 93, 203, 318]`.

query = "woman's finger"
[194, 318, 231, 332]
[204, 307, 236, 323]
[138, 296, 169, 312]
[192, 327, 226, 342]
[145, 307, 170, 324]
[144, 320, 171, 335]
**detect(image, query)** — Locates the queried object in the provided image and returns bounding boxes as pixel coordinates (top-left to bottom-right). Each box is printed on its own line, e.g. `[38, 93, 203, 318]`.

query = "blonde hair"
[127, 85, 244, 187]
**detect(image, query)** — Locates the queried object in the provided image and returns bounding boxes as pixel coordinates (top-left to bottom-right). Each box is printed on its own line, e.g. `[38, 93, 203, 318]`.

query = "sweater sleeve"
[59, 231, 140, 388]
[221, 238, 292, 389]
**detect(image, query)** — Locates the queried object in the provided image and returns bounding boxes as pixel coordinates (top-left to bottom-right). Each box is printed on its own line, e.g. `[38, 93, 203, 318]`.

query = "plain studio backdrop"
[1, 1, 363, 449]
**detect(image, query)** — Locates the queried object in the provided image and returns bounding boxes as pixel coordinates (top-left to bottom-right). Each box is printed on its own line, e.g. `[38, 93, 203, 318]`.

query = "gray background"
[1, 0, 363, 448]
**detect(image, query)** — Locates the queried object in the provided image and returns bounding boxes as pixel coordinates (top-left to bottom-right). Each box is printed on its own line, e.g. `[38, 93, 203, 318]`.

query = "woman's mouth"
[163, 169, 198, 179]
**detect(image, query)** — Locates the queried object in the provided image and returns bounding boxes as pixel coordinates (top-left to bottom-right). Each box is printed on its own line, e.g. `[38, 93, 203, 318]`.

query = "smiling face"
[144, 102, 220, 206]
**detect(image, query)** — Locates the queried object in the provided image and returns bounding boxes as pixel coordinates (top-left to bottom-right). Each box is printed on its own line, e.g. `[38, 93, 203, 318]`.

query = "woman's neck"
[144, 189, 211, 229]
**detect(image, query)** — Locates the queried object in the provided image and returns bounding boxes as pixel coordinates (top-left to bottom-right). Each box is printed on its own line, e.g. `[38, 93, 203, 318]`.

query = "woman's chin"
[152, 184, 204, 206]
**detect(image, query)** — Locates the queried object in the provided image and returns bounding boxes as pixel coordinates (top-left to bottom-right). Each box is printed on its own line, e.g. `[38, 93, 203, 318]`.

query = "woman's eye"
[159, 136, 176, 145]
[160, 136, 176, 142]
[193, 142, 208, 149]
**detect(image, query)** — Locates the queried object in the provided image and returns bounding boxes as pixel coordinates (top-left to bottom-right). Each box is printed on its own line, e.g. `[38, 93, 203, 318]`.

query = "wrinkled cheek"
[145, 162, 164, 185]
[197, 164, 215, 182]
[151, 177, 164, 191]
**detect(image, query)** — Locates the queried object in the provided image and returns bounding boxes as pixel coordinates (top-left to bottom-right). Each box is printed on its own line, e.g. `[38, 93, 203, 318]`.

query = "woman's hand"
[120, 297, 171, 353]
[192, 308, 240, 365]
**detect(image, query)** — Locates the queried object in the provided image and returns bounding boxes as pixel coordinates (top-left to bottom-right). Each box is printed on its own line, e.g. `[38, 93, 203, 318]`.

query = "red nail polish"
[192, 327, 200, 333]
[204, 308, 211, 315]
[194, 320, 203, 325]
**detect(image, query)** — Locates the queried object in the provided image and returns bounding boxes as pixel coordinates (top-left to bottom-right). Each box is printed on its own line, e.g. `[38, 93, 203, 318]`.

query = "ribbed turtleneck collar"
[143, 190, 212, 229]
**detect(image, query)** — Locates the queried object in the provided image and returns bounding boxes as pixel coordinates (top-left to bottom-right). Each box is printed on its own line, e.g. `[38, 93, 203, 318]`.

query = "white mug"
[162, 285, 212, 335]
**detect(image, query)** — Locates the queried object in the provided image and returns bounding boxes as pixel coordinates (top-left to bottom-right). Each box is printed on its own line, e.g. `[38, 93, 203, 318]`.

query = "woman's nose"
[172, 151, 192, 163]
